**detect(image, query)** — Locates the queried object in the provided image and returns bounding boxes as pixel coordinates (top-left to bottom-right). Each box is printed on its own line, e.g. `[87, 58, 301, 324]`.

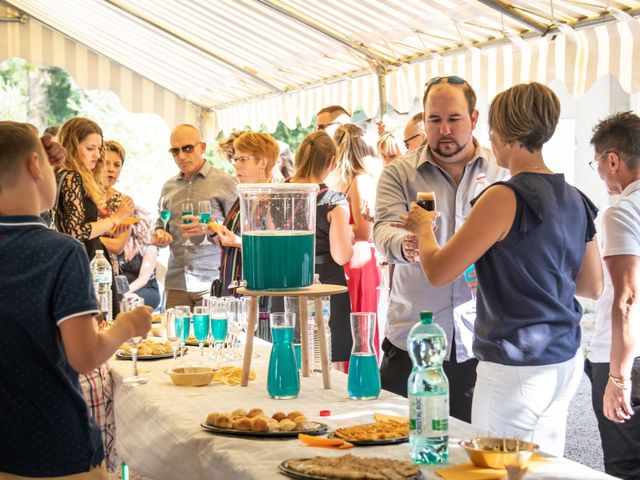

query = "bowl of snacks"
[459, 437, 538, 469]
[167, 367, 215, 387]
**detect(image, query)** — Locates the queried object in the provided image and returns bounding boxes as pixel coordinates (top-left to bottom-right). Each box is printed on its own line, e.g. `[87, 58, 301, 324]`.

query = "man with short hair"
[402, 112, 427, 152]
[587, 111, 640, 479]
[152, 124, 237, 309]
[374, 76, 508, 421]
[315, 105, 351, 137]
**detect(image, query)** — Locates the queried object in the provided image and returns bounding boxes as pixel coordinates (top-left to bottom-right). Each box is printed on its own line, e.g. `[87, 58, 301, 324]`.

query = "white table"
[110, 349, 615, 480]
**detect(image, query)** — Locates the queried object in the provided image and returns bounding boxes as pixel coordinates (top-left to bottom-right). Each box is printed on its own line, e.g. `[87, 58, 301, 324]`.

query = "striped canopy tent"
[1, 0, 640, 136]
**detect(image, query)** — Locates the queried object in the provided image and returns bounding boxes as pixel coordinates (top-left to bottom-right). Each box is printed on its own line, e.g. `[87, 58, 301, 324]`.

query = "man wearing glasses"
[402, 112, 427, 153]
[586, 111, 640, 479]
[315, 105, 351, 137]
[152, 124, 237, 309]
[374, 76, 508, 422]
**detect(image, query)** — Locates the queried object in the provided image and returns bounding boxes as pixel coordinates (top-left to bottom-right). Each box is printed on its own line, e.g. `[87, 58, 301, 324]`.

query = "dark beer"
[416, 191, 436, 211]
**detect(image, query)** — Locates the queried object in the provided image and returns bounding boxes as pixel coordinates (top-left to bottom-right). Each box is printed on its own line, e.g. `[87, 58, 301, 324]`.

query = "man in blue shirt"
[0, 121, 151, 478]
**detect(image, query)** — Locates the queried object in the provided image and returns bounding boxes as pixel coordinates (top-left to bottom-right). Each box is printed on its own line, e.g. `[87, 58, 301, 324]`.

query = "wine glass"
[198, 200, 213, 245]
[193, 306, 210, 363]
[159, 196, 171, 231]
[121, 295, 148, 386]
[209, 299, 228, 365]
[174, 305, 191, 363]
[181, 201, 194, 246]
[225, 298, 243, 360]
[164, 308, 182, 368]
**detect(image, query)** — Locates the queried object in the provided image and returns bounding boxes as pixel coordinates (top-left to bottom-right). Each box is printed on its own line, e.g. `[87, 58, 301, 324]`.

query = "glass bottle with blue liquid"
[267, 312, 300, 399]
[347, 312, 380, 400]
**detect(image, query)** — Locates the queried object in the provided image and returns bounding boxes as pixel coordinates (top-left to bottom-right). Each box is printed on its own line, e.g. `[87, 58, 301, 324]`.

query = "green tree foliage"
[44, 66, 82, 127]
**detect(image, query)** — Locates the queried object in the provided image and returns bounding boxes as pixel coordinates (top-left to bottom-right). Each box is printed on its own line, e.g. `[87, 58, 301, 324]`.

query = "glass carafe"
[347, 312, 380, 400]
[267, 312, 300, 399]
[237, 183, 318, 290]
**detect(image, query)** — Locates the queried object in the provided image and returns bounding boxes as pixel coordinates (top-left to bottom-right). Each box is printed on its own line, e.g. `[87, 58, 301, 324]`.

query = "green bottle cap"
[420, 311, 433, 324]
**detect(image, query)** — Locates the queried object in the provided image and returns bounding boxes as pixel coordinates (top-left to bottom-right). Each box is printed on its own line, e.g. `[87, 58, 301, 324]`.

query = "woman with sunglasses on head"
[330, 123, 383, 365]
[54, 118, 134, 260]
[290, 131, 353, 367]
[399, 82, 603, 456]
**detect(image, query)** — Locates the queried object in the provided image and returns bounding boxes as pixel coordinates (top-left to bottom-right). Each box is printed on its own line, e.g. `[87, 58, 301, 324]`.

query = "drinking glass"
[181, 201, 194, 246]
[198, 200, 213, 245]
[267, 312, 299, 399]
[159, 196, 171, 231]
[121, 295, 148, 386]
[174, 305, 191, 363]
[209, 299, 228, 364]
[164, 308, 182, 367]
[225, 298, 243, 360]
[193, 306, 210, 363]
[347, 312, 381, 400]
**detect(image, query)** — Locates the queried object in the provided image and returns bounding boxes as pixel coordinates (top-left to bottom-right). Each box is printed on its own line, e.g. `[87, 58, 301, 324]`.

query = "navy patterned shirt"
[0, 216, 103, 476]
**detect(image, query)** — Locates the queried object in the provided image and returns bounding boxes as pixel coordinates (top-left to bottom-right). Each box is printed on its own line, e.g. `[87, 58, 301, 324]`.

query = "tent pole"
[377, 70, 387, 119]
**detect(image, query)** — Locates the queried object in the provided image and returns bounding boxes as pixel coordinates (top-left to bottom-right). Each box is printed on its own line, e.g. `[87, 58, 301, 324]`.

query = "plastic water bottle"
[407, 311, 449, 464]
[90, 250, 113, 322]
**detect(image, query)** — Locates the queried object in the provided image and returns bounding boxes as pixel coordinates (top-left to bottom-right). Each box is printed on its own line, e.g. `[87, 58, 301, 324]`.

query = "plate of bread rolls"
[201, 408, 327, 437]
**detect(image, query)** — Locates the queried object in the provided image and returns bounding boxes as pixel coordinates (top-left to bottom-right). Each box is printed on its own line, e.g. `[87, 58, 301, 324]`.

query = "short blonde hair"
[104, 140, 126, 164]
[377, 132, 402, 157]
[233, 132, 278, 174]
[489, 82, 560, 153]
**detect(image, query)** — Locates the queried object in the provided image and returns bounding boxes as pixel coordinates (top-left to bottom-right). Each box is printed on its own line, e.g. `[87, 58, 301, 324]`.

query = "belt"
[315, 253, 333, 265]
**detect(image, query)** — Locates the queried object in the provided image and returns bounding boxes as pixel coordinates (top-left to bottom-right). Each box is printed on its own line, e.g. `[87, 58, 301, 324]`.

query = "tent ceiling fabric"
[2, 0, 640, 134]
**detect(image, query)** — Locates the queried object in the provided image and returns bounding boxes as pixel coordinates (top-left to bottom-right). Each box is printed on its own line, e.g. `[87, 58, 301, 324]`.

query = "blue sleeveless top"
[472, 173, 597, 366]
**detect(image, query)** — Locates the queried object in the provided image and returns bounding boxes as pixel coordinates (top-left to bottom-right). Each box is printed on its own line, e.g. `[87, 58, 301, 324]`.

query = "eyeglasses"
[425, 76, 467, 88]
[589, 150, 613, 170]
[316, 121, 338, 131]
[169, 142, 201, 157]
[404, 133, 422, 150]
[231, 155, 252, 165]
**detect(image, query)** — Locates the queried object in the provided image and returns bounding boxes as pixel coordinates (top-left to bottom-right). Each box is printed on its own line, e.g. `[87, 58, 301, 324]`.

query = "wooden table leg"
[314, 297, 331, 389]
[299, 296, 310, 377]
[241, 296, 258, 387]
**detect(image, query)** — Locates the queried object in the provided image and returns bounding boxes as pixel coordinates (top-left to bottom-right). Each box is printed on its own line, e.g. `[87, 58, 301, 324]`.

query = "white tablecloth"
[110, 347, 615, 480]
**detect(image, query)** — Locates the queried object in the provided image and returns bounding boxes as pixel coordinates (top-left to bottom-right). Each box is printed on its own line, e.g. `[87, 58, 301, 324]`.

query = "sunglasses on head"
[169, 142, 201, 157]
[425, 76, 467, 88]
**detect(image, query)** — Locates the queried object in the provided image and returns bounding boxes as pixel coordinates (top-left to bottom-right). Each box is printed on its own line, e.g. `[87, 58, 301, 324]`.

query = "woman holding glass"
[290, 131, 353, 367]
[399, 82, 602, 456]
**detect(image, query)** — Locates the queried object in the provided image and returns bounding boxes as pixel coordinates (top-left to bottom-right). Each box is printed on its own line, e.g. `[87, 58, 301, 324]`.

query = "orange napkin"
[208, 221, 223, 234]
[121, 217, 141, 226]
[435, 455, 547, 480]
[298, 434, 354, 449]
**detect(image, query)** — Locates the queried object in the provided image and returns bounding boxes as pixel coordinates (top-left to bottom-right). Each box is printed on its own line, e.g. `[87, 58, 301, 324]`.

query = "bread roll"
[272, 411, 287, 422]
[214, 413, 233, 429]
[279, 418, 296, 431]
[231, 408, 248, 418]
[233, 417, 252, 431]
[287, 410, 305, 420]
[206, 412, 220, 426]
[248, 408, 264, 418]
[250, 416, 270, 432]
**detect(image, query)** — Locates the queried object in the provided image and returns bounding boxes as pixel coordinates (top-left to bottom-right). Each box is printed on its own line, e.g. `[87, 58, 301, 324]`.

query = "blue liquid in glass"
[160, 210, 171, 224]
[193, 314, 210, 342]
[347, 352, 381, 399]
[173, 317, 183, 339]
[268, 326, 299, 399]
[211, 318, 228, 342]
[181, 317, 191, 341]
[198, 213, 211, 224]
[182, 211, 193, 224]
[294, 343, 302, 371]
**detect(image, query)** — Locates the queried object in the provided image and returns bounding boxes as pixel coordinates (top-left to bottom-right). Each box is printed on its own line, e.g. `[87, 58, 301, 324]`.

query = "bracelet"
[608, 373, 630, 390]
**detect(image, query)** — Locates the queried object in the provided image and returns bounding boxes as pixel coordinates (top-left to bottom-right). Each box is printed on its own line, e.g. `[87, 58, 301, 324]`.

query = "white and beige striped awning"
[1, 0, 640, 135]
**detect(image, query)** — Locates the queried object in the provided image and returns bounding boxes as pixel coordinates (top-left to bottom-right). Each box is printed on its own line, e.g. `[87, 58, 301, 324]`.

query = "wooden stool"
[237, 284, 348, 389]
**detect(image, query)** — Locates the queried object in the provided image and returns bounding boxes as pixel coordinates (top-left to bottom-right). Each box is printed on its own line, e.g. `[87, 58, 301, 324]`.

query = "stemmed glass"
[198, 200, 213, 245]
[121, 295, 148, 386]
[159, 196, 171, 231]
[174, 305, 191, 363]
[181, 201, 194, 246]
[193, 306, 210, 363]
[209, 299, 228, 365]
[225, 298, 243, 360]
[164, 308, 182, 368]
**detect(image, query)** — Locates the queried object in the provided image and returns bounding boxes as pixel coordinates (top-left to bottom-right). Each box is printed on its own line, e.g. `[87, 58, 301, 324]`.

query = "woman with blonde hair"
[291, 131, 353, 367]
[400, 82, 603, 456]
[54, 118, 133, 260]
[377, 131, 404, 165]
[330, 123, 382, 361]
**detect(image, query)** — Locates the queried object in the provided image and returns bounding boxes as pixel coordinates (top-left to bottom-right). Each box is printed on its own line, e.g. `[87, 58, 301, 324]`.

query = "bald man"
[152, 124, 237, 309]
[315, 105, 352, 138]
[403, 112, 427, 153]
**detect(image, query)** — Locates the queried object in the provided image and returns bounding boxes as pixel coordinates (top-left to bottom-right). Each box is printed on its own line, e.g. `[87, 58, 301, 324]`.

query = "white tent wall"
[0, 10, 201, 129]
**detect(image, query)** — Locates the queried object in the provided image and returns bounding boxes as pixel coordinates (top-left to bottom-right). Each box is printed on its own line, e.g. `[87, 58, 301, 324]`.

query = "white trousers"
[471, 349, 583, 457]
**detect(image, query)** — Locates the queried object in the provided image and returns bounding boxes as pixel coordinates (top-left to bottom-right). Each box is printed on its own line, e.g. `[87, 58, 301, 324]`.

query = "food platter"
[277, 457, 423, 480]
[116, 348, 186, 361]
[329, 431, 408, 446]
[200, 421, 327, 438]
[329, 421, 410, 446]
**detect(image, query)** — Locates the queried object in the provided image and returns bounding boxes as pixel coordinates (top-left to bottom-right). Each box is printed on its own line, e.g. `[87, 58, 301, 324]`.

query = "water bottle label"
[93, 273, 111, 284]
[410, 394, 449, 436]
